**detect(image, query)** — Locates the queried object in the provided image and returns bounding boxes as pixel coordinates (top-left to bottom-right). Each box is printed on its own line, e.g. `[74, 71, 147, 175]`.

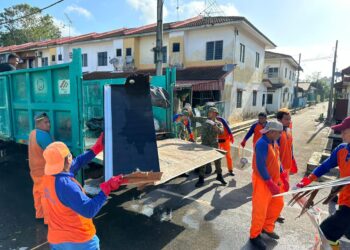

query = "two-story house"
[263, 51, 302, 113]
[0, 16, 276, 122]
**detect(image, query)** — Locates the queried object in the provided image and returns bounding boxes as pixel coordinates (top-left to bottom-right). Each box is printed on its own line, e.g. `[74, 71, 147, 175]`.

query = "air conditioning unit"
[35, 51, 43, 58]
[125, 56, 134, 65]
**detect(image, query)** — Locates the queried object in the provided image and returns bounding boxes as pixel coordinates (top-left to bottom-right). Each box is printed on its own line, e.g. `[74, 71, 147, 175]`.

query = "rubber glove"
[290, 158, 298, 174]
[280, 171, 290, 192]
[296, 174, 317, 188]
[240, 139, 247, 148]
[265, 179, 280, 195]
[206, 119, 216, 126]
[229, 134, 234, 144]
[91, 132, 104, 155]
[100, 175, 127, 196]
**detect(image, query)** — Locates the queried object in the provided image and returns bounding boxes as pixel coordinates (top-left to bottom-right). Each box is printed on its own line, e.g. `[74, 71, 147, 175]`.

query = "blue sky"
[1, 0, 349, 78]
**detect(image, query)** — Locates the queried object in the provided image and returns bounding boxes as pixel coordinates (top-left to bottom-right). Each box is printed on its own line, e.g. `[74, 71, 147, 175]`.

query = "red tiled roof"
[0, 15, 275, 53]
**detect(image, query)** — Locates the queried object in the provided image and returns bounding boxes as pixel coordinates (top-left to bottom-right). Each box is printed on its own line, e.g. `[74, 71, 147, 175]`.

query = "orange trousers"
[250, 173, 284, 238]
[219, 140, 233, 171]
[31, 175, 46, 222]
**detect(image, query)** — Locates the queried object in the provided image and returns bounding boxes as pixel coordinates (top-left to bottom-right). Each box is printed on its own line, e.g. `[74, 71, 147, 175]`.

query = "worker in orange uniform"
[28, 112, 53, 222]
[296, 116, 350, 250]
[249, 121, 289, 250]
[241, 112, 267, 149]
[217, 116, 235, 176]
[276, 108, 298, 179]
[42, 133, 127, 249]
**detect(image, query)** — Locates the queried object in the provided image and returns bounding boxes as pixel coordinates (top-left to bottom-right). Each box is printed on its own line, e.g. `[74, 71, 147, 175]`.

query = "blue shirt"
[255, 135, 283, 180]
[55, 150, 107, 219]
[313, 143, 350, 177]
[36, 129, 53, 150]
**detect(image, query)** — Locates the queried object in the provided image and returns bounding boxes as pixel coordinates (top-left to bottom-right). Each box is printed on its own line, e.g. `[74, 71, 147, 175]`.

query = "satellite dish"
[109, 58, 119, 70]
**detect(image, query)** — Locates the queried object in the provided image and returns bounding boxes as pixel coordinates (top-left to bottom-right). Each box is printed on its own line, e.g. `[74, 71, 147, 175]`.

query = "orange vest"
[42, 175, 96, 244]
[253, 141, 281, 184]
[253, 123, 265, 146]
[337, 148, 350, 207]
[279, 129, 293, 171]
[218, 126, 230, 140]
[28, 130, 46, 177]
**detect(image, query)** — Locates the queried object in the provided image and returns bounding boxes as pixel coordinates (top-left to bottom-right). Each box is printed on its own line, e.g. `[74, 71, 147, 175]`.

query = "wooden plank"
[156, 139, 225, 184]
[95, 138, 225, 185]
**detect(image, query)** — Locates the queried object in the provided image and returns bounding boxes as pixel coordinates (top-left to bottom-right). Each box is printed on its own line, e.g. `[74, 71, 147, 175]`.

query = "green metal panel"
[82, 69, 176, 144]
[0, 76, 12, 139]
[4, 49, 83, 157]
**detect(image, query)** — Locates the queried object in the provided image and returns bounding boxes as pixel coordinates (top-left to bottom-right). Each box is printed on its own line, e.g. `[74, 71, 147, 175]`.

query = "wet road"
[1, 103, 349, 250]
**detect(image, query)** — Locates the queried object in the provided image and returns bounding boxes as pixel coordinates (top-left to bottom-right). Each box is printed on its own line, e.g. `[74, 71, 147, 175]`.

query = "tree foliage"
[0, 4, 61, 46]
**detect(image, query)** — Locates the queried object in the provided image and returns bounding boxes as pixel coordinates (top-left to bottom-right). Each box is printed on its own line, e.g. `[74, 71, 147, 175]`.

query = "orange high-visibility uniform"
[218, 129, 233, 171]
[28, 130, 47, 219]
[250, 136, 284, 238]
[278, 128, 293, 179]
[42, 175, 96, 244]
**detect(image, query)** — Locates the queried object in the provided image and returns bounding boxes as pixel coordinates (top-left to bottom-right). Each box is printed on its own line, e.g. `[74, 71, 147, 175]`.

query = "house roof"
[265, 51, 302, 71]
[83, 65, 232, 81]
[83, 65, 233, 91]
[0, 15, 275, 53]
[268, 83, 285, 90]
[342, 66, 350, 75]
[298, 82, 311, 91]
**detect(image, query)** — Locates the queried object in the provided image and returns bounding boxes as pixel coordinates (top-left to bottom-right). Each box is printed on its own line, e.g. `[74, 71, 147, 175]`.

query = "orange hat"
[43, 142, 70, 175]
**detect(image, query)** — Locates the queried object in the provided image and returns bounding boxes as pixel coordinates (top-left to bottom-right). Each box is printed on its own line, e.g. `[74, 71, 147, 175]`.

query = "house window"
[58, 54, 62, 61]
[283, 92, 286, 102]
[267, 94, 273, 104]
[41, 57, 48, 67]
[268, 67, 279, 78]
[285, 68, 287, 78]
[289, 70, 292, 80]
[240, 43, 245, 63]
[237, 90, 243, 108]
[172, 43, 180, 52]
[255, 52, 260, 68]
[82, 53, 88, 67]
[51, 55, 56, 62]
[252, 91, 257, 106]
[262, 94, 266, 106]
[116, 49, 122, 57]
[126, 48, 132, 56]
[206, 40, 223, 60]
[162, 46, 167, 63]
[97, 52, 107, 66]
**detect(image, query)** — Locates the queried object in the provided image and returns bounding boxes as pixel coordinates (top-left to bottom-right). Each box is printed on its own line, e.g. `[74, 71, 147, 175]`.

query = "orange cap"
[43, 142, 70, 175]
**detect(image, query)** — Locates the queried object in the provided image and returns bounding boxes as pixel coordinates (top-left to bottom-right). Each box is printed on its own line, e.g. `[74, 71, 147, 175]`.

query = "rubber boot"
[229, 170, 235, 176]
[216, 174, 227, 185]
[250, 235, 267, 250]
[195, 176, 204, 188]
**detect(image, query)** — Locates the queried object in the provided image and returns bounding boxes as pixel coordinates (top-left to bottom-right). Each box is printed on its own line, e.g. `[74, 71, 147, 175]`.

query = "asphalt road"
[1, 102, 349, 250]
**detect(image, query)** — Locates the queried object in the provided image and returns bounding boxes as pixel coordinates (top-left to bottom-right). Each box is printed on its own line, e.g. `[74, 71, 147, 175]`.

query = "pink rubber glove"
[91, 132, 104, 155]
[296, 174, 317, 188]
[100, 175, 127, 196]
[280, 171, 290, 192]
[265, 179, 280, 195]
[240, 139, 246, 148]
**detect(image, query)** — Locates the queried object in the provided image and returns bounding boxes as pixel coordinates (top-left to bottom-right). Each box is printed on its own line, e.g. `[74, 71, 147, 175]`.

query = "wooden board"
[95, 138, 225, 185]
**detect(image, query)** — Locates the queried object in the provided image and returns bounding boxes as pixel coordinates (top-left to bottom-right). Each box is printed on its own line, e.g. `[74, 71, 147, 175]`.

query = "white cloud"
[126, 0, 168, 24]
[53, 18, 80, 37]
[65, 4, 93, 19]
[272, 43, 350, 79]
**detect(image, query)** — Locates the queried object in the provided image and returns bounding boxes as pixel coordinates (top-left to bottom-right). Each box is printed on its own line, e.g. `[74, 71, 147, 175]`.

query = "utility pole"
[295, 53, 301, 101]
[327, 40, 338, 122]
[155, 0, 163, 76]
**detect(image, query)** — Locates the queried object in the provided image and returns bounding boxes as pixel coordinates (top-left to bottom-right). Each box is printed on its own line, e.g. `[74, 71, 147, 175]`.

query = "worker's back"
[0, 63, 15, 73]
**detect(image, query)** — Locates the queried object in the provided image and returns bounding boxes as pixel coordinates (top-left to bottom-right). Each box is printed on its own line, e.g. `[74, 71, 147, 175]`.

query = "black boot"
[250, 235, 267, 250]
[276, 216, 285, 224]
[216, 174, 227, 185]
[195, 176, 204, 188]
[229, 170, 235, 176]
[262, 229, 280, 240]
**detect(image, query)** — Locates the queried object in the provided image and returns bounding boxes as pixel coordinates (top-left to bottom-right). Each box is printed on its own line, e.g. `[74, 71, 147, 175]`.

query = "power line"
[0, 0, 64, 26]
